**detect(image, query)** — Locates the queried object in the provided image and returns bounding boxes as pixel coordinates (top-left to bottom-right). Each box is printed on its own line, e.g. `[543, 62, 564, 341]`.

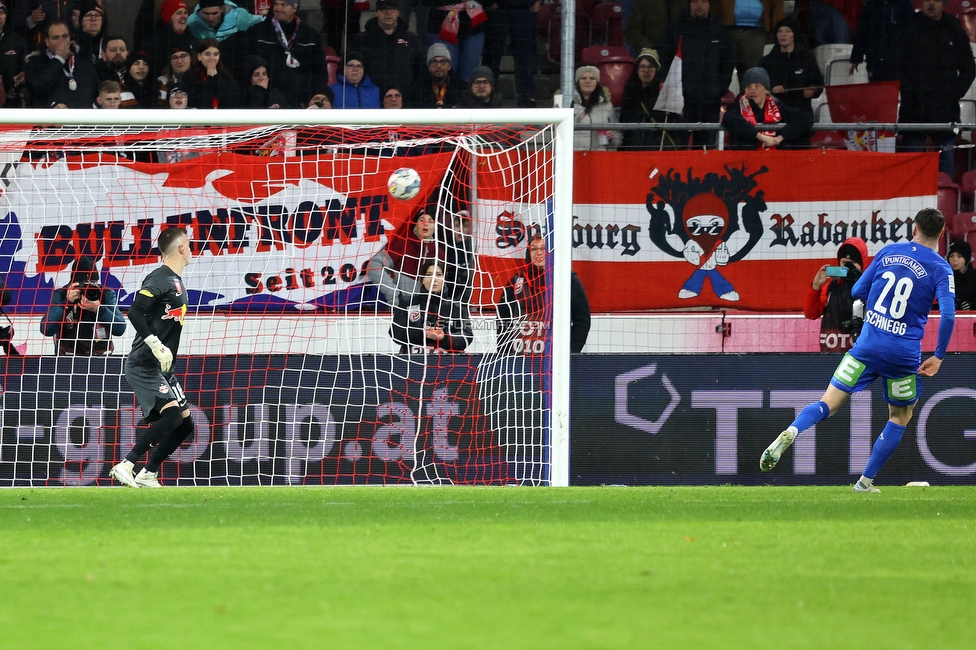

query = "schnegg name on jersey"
[864, 310, 907, 335]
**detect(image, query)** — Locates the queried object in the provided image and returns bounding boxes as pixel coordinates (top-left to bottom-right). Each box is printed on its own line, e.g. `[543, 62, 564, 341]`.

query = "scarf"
[436, 2, 486, 44]
[739, 94, 782, 148]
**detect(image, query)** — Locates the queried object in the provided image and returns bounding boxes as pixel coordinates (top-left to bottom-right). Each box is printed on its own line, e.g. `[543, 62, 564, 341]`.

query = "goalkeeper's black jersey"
[127, 266, 187, 366]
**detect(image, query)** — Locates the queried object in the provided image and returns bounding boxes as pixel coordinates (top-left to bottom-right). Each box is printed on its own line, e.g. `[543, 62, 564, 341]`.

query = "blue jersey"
[850, 241, 955, 370]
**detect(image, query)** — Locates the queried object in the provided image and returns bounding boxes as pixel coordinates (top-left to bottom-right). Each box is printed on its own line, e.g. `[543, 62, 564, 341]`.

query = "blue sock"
[863, 421, 907, 479]
[791, 400, 831, 433]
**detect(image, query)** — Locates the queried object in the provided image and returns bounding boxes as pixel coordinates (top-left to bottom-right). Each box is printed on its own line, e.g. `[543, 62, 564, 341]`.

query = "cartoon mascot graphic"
[646, 165, 768, 301]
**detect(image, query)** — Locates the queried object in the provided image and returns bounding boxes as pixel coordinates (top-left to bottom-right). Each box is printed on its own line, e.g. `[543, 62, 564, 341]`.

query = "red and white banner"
[568, 151, 938, 312]
[473, 150, 939, 313]
[3, 151, 454, 312]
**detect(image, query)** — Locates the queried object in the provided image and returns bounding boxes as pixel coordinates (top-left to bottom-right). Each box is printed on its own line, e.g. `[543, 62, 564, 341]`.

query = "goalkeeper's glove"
[144, 334, 173, 372]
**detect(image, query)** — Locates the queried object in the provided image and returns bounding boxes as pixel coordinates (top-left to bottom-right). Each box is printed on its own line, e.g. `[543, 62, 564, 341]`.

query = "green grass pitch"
[1, 486, 974, 649]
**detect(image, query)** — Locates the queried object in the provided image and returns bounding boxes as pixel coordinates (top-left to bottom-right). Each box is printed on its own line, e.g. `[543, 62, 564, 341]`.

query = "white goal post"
[0, 108, 574, 487]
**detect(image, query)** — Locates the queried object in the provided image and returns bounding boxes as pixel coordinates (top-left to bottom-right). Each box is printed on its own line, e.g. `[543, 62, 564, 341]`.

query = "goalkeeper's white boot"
[109, 460, 138, 488]
[760, 426, 798, 472]
[134, 468, 162, 488]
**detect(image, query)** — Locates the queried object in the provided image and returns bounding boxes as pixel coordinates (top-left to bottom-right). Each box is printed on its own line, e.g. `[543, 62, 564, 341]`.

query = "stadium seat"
[950, 212, 976, 253]
[590, 3, 624, 47]
[961, 170, 976, 211]
[537, 0, 557, 35]
[810, 130, 847, 149]
[543, 3, 591, 64]
[324, 45, 341, 86]
[939, 172, 961, 220]
[946, 0, 975, 16]
[813, 96, 832, 124]
[813, 44, 853, 78]
[581, 45, 634, 107]
[825, 60, 868, 86]
[960, 9, 976, 42]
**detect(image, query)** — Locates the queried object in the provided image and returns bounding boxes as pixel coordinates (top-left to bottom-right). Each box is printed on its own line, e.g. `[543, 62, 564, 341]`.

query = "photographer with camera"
[40, 256, 126, 355]
[804, 237, 869, 353]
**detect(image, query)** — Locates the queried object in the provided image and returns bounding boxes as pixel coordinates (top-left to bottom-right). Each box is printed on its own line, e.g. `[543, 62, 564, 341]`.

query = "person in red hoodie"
[803, 236, 869, 352]
[367, 205, 445, 307]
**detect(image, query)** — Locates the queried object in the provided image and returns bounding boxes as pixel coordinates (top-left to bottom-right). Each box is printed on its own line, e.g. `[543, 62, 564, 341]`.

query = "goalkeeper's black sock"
[145, 416, 195, 473]
[125, 408, 183, 464]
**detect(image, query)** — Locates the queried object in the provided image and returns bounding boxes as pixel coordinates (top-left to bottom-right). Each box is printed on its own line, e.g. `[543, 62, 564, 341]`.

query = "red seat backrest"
[581, 46, 634, 106]
[960, 9, 976, 42]
[324, 45, 341, 86]
[939, 187, 960, 220]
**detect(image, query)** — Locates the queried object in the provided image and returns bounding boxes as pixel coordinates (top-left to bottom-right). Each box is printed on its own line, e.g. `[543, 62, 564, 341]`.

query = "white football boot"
[134, 468, 162, 488]
[109, 460, 138, 488]
[760, 427, 798, 472]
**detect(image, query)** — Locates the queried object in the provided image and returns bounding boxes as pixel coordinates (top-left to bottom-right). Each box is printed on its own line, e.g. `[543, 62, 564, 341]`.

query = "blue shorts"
[828, 351, 920, 406]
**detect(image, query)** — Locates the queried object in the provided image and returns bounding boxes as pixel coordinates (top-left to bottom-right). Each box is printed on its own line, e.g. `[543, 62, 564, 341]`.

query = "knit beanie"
[742, 67, 771, 91]
[161, 0, 187, 24]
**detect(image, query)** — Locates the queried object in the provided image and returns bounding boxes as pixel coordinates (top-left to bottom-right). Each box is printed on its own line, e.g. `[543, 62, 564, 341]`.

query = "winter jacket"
[248, 15, 328, 109]
[850, 0, 915, 83]
[626, 0, 685, 53]
[619, 73, 679, 150]
[953, 264, 976, 310]
[455, 88, 504, 108]
[721, 93, 813, 149]
[331, 74, 381, 109]
[0, 29, 27, 99]
[409, 69, 465, 108]
[25, 46, 100, 108]
[803, 237, 869, 352]
[349, 17, 425, 95]
[758, 47, 824, 118]
[391, 291, 473, 354]
[184, 67, 244, 108]
[897, 11, 976, 124]
[40, 286, 127, 356]
[245, 83, 290, 108]
[573, 87, 623, 151]
[187, 1, 262, 42]
[657, 9, 735, 107]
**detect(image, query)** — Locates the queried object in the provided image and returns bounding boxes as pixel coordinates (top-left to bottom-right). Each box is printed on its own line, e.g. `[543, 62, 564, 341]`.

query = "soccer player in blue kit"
[760, 208, 956, 492]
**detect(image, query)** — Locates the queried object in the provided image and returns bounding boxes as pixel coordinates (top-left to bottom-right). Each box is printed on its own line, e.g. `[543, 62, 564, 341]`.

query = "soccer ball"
[387, 167, 422, 201]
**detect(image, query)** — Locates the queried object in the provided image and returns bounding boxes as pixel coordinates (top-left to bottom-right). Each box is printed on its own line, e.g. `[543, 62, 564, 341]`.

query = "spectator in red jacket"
[803, 237, 868, 352]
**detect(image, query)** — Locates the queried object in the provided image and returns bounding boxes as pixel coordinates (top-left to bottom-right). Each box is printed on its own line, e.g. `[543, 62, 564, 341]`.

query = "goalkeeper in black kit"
[109, 227, 193, 488]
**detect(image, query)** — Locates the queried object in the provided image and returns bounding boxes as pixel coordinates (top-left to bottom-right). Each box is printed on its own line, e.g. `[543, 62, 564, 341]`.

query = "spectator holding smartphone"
[803, 237, 868, 352]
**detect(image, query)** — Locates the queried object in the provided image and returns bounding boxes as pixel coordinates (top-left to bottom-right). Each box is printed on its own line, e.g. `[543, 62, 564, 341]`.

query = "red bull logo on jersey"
[162, 304, 186, 324]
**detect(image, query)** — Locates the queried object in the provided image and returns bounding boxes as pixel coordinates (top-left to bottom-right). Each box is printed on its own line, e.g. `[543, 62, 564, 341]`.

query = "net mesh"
[0, 121, 558, 486]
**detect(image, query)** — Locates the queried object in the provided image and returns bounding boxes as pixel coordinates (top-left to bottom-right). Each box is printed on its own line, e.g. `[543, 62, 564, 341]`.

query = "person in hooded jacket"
[349, 0, 424, 95]
[619, 48, 679, 150]
[145, 0, 199, 75]
[368, 206, 446, 307]
[330, 50, 381, 108]
[243, 54, 289, 107]
[803, 236, 869, 352]
[722, 66, 812, 149]
[758, 17, 823, 119]
[455, 65, 502, 108]
[183, 36, 243, 108]
[496, 235, 591, 355]
[390, 259, 473, 354]
[946, 240, 976, 311]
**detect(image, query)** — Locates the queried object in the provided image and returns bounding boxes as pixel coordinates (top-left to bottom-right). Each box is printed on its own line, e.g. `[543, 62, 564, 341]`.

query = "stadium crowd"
[1, 1, 972, 176]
